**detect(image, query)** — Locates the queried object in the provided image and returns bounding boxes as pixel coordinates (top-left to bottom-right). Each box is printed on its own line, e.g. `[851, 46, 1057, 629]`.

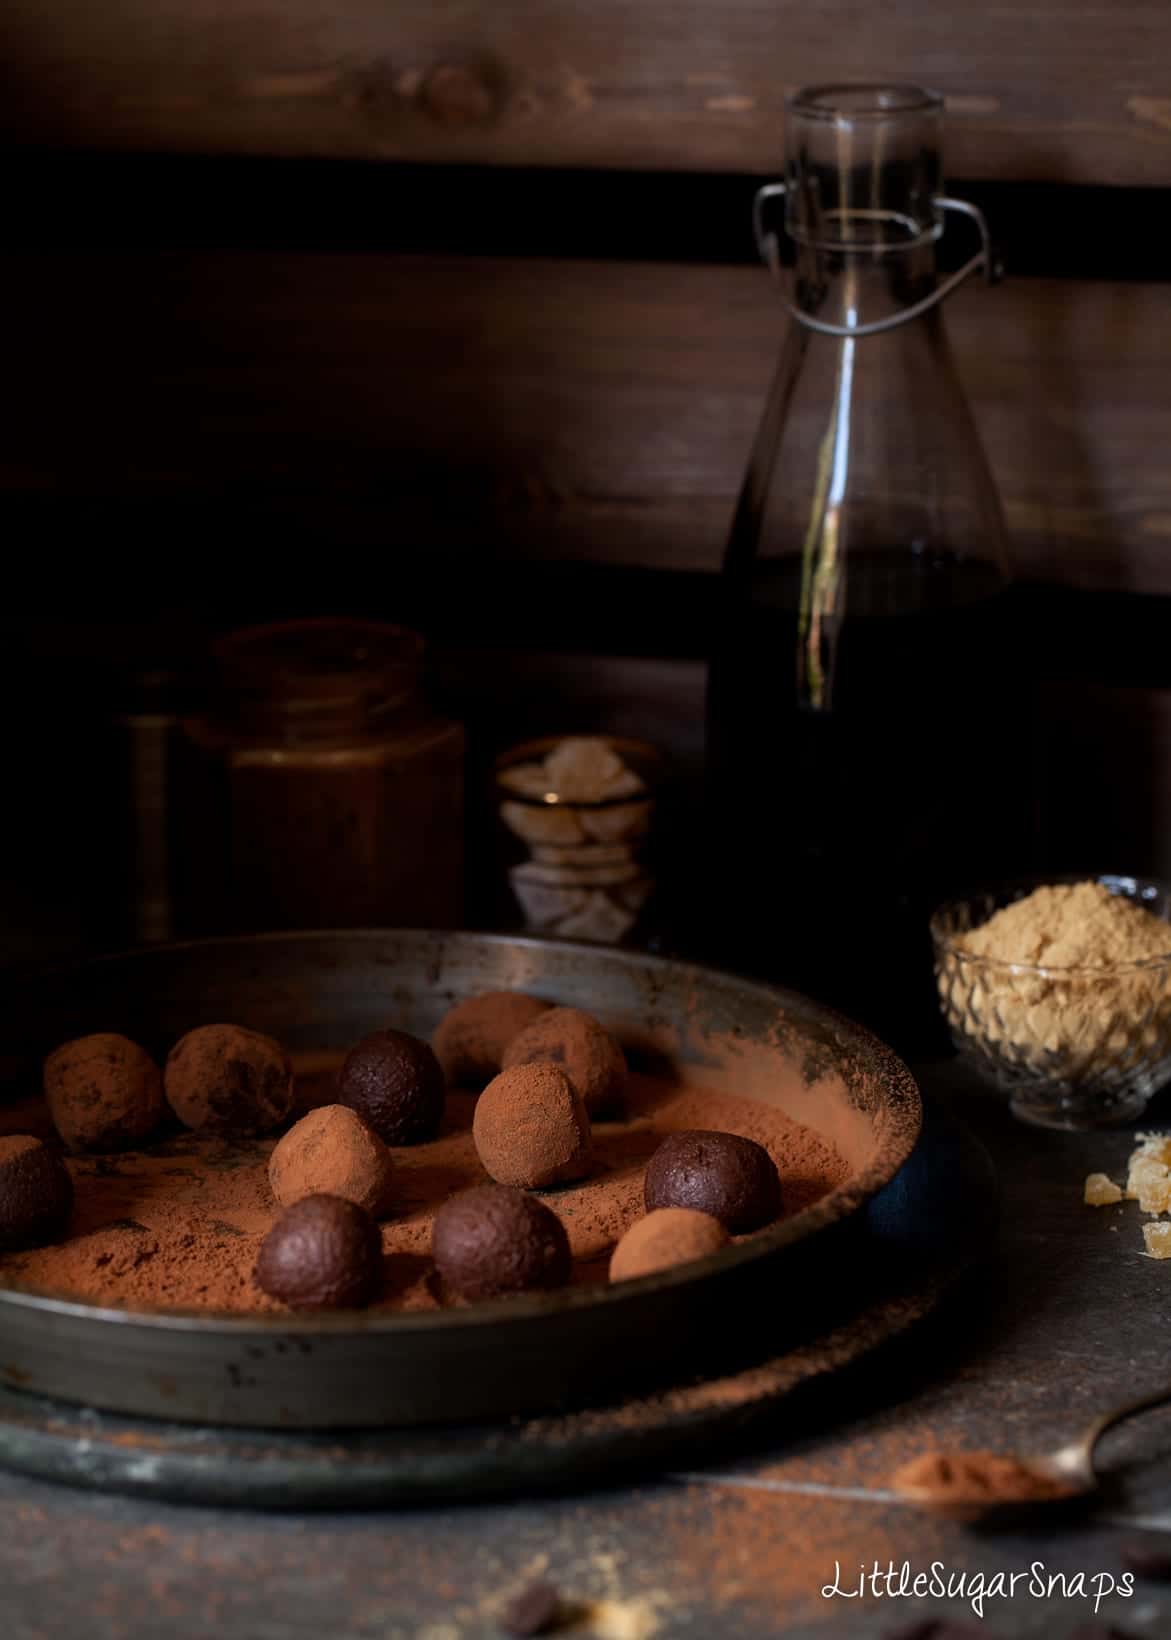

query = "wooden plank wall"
[3, 251, 1169, 595]
[3, 0, 1171, 958]
[4, 0, 1171, 183]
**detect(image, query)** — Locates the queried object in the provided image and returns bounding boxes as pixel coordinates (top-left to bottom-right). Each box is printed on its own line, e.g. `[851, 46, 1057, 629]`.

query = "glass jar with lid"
[181, 619, 464, 932]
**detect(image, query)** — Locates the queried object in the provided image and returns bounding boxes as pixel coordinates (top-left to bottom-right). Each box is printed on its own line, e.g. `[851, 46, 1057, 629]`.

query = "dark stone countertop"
[5, 1063, 1171, 1640]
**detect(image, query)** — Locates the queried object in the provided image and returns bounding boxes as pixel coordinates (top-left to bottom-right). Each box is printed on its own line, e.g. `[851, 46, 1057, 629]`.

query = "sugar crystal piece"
[1084, 1172, 1123, 1207]
[544, 738, 625, 802]
[1143, 1221, 1171, 1259]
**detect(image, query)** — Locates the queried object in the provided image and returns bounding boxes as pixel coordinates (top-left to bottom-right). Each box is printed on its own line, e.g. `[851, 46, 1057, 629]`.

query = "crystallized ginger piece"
[1084, 1173, 1123, 1207]
[1143, 1221, 1171, 1259]
[1134, 1133, 1171, 1168]
[1126, 1134, 1171, 1213]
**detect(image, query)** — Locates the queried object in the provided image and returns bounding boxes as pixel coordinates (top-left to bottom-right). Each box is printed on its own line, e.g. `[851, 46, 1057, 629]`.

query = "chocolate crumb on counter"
[1120, 1535, 1171, 1580]
[498, 1580, 562, 1637]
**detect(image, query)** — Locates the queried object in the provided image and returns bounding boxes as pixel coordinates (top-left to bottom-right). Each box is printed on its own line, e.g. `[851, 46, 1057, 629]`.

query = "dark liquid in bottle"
[706, 548, 1025, 1051]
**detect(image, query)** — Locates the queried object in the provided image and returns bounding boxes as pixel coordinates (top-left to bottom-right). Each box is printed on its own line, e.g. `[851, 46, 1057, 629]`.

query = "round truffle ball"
[165, 1024, 293, 1137]
[644, 1130, 782, 1233]
[254, 1193, 382, 1310]
[0, 1135, 74, 1252]
[433, 991, 551, 1086]
[610, 1207, 730, 1282]
[43, 1032, 164, 1153]
[472, 1063, 592, 1189]
[432, 1184, 571, 1302]
[337, 1029, 445, 1146]
[501, 1006, 627, 1117]
[268, 1104, 395, 1218]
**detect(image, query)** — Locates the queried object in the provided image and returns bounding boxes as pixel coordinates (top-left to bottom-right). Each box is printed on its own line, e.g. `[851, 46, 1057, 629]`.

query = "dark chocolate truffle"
[0, 1135, 74, 1252]
[268, 1104, 395, 1218]
[644, 1130, 782, 1233]
[609, 1206, 730, 1282]
[473, 1063, 592, 1189]
[432, 1183, 571, 1301]
[164, 1024, 293, 1137]
[43, 1032, 164, 1153]
[433, 991, 551, 1086]
[338, 1029, 445, 1146]
[254, 1193, 382, 1310]
[501, 1006, 627, 1116]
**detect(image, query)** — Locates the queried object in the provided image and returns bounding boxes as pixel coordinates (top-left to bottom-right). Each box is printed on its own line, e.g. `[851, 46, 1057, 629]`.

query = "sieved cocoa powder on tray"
[0, 1059, 849, 1315]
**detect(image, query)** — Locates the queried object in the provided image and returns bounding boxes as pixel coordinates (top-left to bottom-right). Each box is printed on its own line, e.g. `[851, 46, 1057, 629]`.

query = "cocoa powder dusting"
[0, 1057, 848, 1314]
[892, 1449, 1077, 1509]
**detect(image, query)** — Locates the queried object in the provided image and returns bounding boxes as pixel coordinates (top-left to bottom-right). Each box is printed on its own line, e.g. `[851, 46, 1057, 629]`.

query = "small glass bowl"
[495, 735, 664, 944]
[931, 875, 1171, 1129]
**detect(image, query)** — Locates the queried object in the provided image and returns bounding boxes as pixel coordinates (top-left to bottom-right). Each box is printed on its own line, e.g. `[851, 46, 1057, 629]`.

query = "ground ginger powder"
[958, 881, 1171, 969]
[949, 881, 1171, 1067]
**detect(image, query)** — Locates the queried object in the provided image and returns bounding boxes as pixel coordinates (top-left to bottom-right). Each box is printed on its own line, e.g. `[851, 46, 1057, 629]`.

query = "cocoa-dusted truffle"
[501, 1006, 627, 1117]
[43, 1032, 164, 1153]
[0, 1135, 74, 1252]
[472, 1063, 591, 1189]
[433, 991, 551, 1087]
[338, 1029, 445, 1145]
[165, 1024, 293, 1137]
[610, 1206, 730, 1282]
[254, 1193, 382, 1310]
[268, 1104, 395, 1218]
[432, 1183, 571, 1301]
[644, 1130, 782, 1233]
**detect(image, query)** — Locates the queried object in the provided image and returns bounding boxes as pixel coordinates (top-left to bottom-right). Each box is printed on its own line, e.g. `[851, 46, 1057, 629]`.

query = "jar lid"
[214, 619, 424, 740]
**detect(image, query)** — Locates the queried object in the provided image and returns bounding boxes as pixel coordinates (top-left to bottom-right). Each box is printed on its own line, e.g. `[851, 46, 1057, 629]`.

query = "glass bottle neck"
[791, 236, 938, 332]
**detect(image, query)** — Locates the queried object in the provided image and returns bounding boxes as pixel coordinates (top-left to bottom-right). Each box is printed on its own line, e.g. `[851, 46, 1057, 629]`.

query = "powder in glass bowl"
[935, 880, 1171, 1125]
[957, 881, 1171, 969]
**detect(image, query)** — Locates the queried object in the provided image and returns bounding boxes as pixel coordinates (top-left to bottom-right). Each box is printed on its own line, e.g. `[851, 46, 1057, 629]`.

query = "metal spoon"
[895, 1382, 1171, 1525]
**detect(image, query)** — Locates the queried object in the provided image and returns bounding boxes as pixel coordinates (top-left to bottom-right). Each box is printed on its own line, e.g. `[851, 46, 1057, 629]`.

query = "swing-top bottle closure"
[754, 83, 1002, 339]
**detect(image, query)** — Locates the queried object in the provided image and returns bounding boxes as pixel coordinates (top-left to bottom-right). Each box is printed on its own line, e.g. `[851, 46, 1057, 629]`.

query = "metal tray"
[0, 931, 921, 1430]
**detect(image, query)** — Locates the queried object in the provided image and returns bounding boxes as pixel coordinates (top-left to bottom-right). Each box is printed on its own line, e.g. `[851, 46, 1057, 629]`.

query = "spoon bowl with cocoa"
[894, 1381, 1171, 1526]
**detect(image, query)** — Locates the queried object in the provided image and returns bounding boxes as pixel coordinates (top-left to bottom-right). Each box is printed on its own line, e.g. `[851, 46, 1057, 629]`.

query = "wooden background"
[2, 0, 1170, 958]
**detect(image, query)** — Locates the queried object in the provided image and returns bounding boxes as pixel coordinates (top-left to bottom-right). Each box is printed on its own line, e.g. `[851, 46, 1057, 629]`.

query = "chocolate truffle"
[164, 1024, 293, 1137]
[432, 991, 551, 1086]
[644, 1130, 782, 1233]
[268, 1104, 395, 1218]
[43, 1032, 164, 1153]
[432, 1184, 571, 1301]
[501, 1006, 627, 1117]
[0, 1135, 73, 1252]
[338, 1028, 445, 1146]
[609, 1207, 730, 1282]
[254, 1193, 382, 1310]
[473, 1063, 592, 1189]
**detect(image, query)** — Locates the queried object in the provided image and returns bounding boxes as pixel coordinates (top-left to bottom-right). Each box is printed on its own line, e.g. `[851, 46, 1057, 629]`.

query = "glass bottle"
[179, 620, 464, 933]
[706, 84, 1022, 1050]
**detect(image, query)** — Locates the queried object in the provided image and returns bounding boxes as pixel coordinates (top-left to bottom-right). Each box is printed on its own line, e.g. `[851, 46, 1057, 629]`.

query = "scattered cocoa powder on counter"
[0, 1056, 848, 1314]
